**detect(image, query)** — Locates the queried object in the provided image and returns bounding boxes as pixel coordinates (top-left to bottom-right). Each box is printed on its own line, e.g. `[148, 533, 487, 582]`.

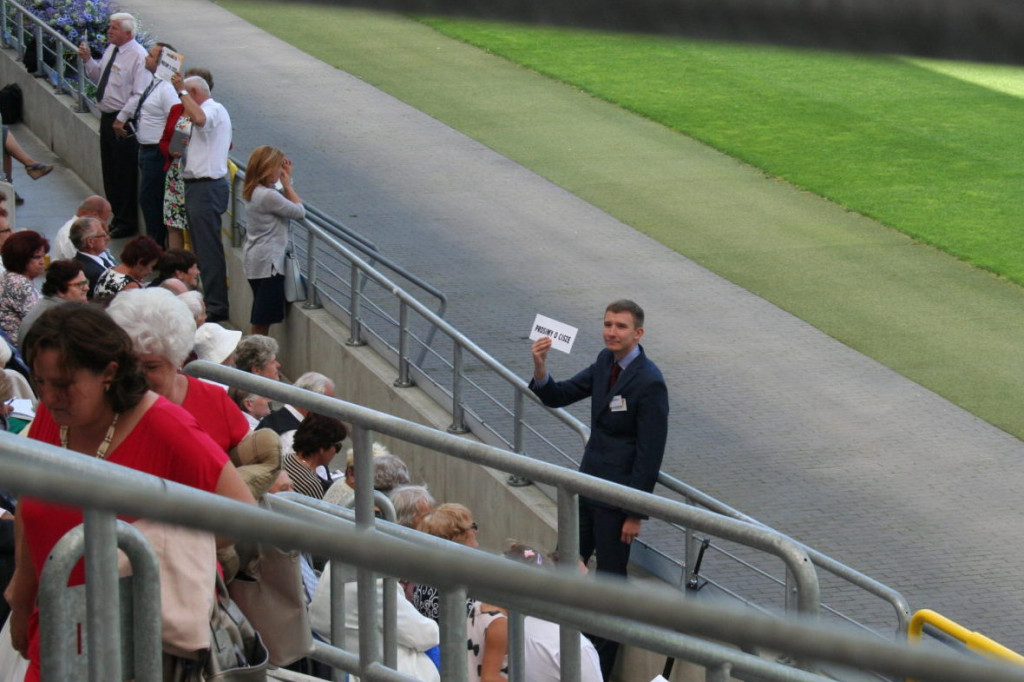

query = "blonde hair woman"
[418, 504, 508, 682]
[241, 145, 305, 335]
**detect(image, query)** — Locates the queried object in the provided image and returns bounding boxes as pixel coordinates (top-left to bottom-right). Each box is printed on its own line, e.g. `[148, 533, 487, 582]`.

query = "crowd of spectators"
[0, 10, 605, 681]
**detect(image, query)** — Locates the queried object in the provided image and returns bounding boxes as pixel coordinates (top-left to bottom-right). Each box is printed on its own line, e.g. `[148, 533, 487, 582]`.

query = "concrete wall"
[1, 42, 739, 682]
[0, 47, 103, 192]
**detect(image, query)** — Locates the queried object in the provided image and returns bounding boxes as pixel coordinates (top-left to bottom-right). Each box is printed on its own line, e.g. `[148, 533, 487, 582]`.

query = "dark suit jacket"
[75, 251, 107, 300]
[530, 344, 669, 517]
[257, 407, 302, 435]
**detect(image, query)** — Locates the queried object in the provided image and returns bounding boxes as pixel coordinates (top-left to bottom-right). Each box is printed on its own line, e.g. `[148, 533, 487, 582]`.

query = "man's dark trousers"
[185, 177, 230, 321]
[138, 144, 167, 247]
[99, 111, 139, 235]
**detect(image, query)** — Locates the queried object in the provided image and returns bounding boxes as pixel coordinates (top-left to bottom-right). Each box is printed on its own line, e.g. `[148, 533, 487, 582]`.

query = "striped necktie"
[95, 45, 119, 104]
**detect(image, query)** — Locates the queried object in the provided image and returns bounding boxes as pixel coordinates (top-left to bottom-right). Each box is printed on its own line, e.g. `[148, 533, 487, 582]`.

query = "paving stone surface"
[47, 0, 1024, 650]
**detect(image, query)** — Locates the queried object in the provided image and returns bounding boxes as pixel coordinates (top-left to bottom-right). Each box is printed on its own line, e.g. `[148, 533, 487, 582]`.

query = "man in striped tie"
[77, 13, 148, 239]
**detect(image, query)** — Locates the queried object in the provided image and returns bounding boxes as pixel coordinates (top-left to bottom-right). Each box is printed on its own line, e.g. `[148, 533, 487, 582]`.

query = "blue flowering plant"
[27, 0, 116, 52]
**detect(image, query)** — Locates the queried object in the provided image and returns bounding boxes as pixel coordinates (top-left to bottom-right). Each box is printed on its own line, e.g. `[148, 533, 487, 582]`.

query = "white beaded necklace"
[59, 412, 120, 459]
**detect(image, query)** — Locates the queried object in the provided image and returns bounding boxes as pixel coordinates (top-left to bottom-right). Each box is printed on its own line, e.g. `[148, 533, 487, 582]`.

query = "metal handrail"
[909, 610, 1024, 665]
[236, 201, 912, 635]
[1, 0, 88, 111]
[229, 163, 449, 367]
[39, 520, 163, 681]
[225, 164, 909, 635]
[660, 471, 912, 634]
[305, 202, 380, 254]
[3, 415, 1024, 682]
[272, 493, 834, 682]
[0, 0, 909, 641]
[187, 360, 819, 618]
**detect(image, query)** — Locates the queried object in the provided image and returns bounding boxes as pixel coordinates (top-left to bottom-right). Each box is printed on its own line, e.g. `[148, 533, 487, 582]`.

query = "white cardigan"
[309, 564, 440, 682]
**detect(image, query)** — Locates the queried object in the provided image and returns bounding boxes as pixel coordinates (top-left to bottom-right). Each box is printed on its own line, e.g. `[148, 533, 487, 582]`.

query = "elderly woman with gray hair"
[107, 288, 250, 453]
[233, 333, 281, 380]
[108, 289, 282, 502]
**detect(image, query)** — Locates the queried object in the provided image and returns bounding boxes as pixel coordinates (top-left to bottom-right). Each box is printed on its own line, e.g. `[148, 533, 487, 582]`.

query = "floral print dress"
[163, 114, 192, 233]
[0, 272, 39, 345]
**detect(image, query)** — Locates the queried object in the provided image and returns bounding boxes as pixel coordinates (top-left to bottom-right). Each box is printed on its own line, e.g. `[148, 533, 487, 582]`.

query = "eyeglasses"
[88, 232, 110, 241]
[68, 279, 89, 289]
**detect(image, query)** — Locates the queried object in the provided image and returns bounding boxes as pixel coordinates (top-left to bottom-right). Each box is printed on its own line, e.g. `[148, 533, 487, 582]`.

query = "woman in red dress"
[6, 302, 254, 680]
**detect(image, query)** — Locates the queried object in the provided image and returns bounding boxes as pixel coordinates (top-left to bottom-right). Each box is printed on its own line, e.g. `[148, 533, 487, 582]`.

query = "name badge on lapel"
[609, 395, 627, 412]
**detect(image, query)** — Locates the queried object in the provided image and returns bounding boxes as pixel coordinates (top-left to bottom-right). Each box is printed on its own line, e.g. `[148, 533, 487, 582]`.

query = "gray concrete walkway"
[101, 0, 1024, 647]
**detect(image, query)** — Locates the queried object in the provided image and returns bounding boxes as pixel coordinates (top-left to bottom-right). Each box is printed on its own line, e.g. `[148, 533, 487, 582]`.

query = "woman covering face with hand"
[241, 145, 305, 336]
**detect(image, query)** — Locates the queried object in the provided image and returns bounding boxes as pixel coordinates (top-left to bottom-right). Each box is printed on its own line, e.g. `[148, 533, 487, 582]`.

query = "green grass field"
[419, 19, 1024, 284]
[215, 1, 1024, 440]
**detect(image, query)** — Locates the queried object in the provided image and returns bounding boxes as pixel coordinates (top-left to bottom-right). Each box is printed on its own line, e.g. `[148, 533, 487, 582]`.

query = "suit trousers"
[138, 144, 167, 247]
[184, 177, 230, 320]
[99, 112, 139, 234]
[579, 500, 629, 679]
[578, 499, 630, 576]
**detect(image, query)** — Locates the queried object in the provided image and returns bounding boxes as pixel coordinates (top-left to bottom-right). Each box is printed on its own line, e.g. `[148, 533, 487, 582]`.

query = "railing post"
[394, 300, 413, 388]
[329, 559, 347, 682]
[557, 487, 582, 682]
[303, 227, 321, 310]
[507, 390, 531, 486]
[706, 661, 733, 682]
[382, 573, 398, 669]
[448, 343, 469, 433]
[346, 261, 364, 345]
[56, 43, 65, 91]
[684, 496, 698, 588]
[356, 565, 381, 678]
[31, 22, 41, 75]
[785, 568, 797, 614]
[507, 610, 526, 682]
[230, 171, 243, 246]
[83, 510, 123, 681]
[557, 487, 580, 573]
[440, 586, 469, 682]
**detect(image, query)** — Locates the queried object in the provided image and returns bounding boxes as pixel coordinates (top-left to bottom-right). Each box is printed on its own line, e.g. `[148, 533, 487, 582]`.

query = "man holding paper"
[530, 299, 668, 677]
[135, 43, 180, 247]
[77, 13, 148, 238]
[530, 299, 669, 571]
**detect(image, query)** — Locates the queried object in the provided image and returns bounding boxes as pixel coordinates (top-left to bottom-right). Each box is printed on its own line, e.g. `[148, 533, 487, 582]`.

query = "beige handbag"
[118, 519, 217, 656]
[228, 544, 313, 666]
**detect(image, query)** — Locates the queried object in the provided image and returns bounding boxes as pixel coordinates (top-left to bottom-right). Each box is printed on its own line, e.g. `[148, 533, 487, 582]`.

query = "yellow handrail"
[909, 609, 1024, 665]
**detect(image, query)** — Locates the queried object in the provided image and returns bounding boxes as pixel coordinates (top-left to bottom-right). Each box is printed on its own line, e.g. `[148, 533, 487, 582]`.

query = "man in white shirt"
[135, 42, 180, 248]
[170, 72, 232, 322]
[50, 195, 114, 262]
[77, 13, 148, 239]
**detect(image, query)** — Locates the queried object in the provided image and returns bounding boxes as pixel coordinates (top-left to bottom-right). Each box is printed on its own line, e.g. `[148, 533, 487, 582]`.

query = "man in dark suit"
[529, 299, 669, 675]
[530, 299, 669, 573]
[69, 217, 116, 300]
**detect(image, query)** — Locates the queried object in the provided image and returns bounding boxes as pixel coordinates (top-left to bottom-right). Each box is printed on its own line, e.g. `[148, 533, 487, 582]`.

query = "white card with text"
[529, 314, 578, 354]
[156, 48, 185, 81]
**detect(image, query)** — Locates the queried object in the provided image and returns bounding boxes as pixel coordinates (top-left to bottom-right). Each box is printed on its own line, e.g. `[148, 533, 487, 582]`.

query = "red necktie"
[609, 362, 621, 390]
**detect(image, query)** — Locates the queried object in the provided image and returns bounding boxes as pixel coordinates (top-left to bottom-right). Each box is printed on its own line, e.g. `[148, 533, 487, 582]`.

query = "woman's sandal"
[25, 163, 52, 180]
